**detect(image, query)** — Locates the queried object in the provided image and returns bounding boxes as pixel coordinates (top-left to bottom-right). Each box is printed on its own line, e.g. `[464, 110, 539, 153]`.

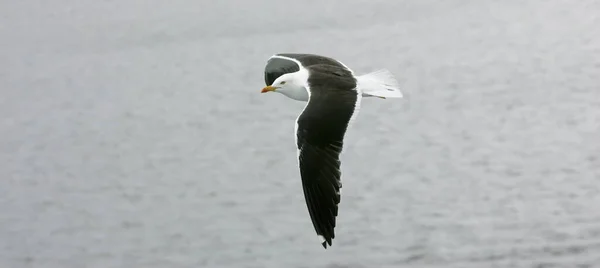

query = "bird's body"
[264, 53, 403, 101]
[260, 53, 403, 249]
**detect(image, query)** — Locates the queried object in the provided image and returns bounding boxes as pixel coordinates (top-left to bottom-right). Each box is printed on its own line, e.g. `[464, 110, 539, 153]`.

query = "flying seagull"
[260, 53, 403, 248]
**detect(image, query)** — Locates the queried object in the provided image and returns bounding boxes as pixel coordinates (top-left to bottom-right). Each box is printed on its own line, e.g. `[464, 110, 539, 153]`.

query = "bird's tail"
[356, 69, 403, 99]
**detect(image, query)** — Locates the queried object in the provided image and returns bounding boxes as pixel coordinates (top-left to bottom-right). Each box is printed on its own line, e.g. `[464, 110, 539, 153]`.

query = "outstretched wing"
[277, 53, 351, 71]
[265, 53, 353, 86]
[295, 64, 360, 248]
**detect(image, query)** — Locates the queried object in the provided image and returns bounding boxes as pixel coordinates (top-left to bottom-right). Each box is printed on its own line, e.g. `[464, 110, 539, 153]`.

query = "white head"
[260, 69, 309, 101]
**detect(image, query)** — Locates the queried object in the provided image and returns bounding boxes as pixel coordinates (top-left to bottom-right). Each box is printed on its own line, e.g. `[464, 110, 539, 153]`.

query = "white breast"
[280, 86, 309, 101]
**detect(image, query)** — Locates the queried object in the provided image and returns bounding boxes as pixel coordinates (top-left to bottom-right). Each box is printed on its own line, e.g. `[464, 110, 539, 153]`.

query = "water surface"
[1, 0, 600, 267]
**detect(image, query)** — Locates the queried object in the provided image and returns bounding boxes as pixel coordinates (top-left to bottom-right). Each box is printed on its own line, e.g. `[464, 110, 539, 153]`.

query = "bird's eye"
[279, 81, 286, 85]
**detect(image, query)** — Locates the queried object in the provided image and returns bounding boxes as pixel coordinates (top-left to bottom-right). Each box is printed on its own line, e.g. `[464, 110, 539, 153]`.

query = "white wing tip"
[318, 235, 326, 243]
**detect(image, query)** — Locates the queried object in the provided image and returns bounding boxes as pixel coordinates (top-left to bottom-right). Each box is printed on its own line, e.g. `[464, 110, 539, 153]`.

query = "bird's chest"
[282, 86, 309, 102]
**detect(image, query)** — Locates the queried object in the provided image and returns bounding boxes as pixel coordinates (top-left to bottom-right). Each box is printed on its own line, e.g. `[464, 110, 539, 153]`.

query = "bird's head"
[261, 73, 295, 93]
[260, 71, 309, 101]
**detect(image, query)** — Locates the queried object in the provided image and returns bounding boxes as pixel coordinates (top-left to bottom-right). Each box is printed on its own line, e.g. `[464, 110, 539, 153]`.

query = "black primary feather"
[295, 64, 358, 248]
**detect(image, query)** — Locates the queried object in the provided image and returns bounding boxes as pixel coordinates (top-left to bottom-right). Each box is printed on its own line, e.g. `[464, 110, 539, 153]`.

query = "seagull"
[260, 53, 403, 249]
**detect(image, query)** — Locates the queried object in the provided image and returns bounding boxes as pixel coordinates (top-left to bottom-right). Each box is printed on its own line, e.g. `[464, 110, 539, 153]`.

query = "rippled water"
[1, 0, 600, 267]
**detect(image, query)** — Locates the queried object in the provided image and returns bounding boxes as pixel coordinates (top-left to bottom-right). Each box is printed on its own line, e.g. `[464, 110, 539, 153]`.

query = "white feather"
[356, 69, 403, 99]
[347, 87, 362, 130]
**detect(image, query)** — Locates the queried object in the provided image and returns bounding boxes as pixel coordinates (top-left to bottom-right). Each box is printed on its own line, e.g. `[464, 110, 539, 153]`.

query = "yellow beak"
[261, 85, 278, 93]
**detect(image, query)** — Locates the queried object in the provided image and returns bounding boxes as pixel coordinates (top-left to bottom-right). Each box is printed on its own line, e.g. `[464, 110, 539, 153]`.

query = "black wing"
[295, 64, 358, 248]
[264, 53, 350, 86]
[277, 53, 349, 70]
[264, 56, 300, 86]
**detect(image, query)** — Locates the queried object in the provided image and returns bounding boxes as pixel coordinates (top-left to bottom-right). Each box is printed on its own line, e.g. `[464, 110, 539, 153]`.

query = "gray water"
[1, 0, 600, 267]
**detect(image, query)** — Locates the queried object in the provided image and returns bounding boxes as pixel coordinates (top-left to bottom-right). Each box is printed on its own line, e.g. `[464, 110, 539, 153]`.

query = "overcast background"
[1, 0, 599, 267]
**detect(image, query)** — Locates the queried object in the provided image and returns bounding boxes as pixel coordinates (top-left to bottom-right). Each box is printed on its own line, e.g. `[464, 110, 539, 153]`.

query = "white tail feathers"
[356, 69, 403, 99]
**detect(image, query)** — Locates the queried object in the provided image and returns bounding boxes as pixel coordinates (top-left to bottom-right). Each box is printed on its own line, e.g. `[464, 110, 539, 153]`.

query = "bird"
[260, 53, 403, 249]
